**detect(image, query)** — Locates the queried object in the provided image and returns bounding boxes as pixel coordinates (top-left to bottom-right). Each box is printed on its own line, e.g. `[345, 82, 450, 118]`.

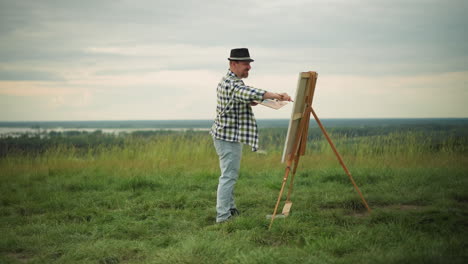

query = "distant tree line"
[0, 124, 467, 158]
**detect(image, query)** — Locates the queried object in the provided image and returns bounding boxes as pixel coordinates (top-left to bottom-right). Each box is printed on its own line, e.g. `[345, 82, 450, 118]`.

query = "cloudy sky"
[1, 0, 467, 121]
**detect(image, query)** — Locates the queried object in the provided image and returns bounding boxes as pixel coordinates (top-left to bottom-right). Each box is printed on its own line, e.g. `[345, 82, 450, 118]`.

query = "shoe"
[216, 209, 240, 224]
[217, 215, 232, 224]
[229, 208, 240, 216]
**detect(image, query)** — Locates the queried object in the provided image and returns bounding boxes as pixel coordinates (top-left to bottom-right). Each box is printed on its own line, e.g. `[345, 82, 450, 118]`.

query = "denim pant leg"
[213, 139, 243, 222]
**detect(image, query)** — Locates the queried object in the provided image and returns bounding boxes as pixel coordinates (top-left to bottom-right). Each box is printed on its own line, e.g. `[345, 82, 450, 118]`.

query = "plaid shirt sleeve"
[232, 79, 265, 104]
[210, 70, 266, 151]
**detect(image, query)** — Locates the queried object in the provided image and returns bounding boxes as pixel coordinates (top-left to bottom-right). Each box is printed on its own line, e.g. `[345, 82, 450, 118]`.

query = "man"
[210, 48, 292, 223]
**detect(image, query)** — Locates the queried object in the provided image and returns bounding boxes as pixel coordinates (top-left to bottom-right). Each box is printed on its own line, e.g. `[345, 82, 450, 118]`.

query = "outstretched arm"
[263, 92, 293, 102]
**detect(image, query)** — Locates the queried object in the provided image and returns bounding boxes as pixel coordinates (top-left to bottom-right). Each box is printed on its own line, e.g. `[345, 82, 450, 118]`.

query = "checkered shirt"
[210, 70, 266, 151]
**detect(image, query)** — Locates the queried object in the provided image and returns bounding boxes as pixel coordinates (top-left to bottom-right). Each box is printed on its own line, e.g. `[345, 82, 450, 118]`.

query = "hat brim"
[228, 57, 254, 62]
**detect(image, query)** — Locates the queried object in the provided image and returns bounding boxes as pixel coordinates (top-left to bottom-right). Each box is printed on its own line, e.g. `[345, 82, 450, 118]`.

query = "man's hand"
[263, 92, 293, 102]
[277, 93, 292, 102]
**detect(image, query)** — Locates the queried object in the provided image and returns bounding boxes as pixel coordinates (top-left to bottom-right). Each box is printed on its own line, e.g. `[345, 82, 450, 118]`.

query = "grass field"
[1, 127, 467, 263]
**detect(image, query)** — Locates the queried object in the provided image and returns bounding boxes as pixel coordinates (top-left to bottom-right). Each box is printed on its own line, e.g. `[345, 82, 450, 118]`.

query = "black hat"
[228, 48, 254, 62]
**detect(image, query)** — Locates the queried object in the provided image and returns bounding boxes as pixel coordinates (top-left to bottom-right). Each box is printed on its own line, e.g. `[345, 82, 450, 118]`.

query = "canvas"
[281, 72, 318, 163]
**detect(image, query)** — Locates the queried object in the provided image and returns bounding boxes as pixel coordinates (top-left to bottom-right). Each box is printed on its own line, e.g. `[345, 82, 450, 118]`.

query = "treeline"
[0, 124, 467, 158]
[260, 125, 468, 152]
[0, 130, 122, 157]
[0, 130, 207, 158]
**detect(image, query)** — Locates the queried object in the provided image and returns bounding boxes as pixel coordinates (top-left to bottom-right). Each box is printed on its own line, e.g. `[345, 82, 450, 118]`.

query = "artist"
[210, 48, 292, 223]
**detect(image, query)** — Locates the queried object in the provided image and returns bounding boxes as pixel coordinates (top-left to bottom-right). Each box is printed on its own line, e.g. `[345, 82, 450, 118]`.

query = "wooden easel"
[269, 71, 371, 230]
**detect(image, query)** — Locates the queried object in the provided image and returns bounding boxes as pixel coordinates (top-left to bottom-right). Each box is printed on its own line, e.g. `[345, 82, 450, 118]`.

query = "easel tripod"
[269, 71, 371, 230]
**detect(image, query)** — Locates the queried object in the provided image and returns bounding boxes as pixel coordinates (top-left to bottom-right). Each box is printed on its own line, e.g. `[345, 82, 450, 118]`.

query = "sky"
[0, 0, 467, 121]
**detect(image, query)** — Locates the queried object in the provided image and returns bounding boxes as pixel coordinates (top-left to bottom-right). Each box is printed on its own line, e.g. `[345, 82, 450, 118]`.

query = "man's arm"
[231, 80, 292, 104]
[263, 92, 292, 102]
[251, 92, 292, 106]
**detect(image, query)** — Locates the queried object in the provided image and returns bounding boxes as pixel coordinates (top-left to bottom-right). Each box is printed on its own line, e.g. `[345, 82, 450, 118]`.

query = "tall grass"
[1, 128, 467, 263]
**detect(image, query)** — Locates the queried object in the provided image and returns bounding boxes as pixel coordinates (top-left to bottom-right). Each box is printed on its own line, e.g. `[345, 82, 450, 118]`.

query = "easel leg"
[283, 149, 301, 214]
[270, 104, 311, 228]
[269, 159, 292, 229]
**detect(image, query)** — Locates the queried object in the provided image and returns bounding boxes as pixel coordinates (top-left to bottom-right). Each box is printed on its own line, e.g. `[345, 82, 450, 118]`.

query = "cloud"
[0, 0, 467, 120]
[0, 69, 64, 81]
[0, 81, 75, 96]
[1, 70, 467, 121]
[249, 70, 468, 118]
[312, 71, 468, 118]
[84, 44, 230, 71]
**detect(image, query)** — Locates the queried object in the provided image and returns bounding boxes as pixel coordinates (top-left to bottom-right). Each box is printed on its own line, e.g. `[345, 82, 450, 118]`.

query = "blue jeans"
[213, 138, 243, 222]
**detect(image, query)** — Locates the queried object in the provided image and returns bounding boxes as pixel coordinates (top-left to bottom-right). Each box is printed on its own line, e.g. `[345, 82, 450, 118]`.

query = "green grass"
[1, 130, 467, 263]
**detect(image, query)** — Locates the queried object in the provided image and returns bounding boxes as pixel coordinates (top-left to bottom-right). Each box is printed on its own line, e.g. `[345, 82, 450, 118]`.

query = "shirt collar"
[227, 69, 239, 79]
